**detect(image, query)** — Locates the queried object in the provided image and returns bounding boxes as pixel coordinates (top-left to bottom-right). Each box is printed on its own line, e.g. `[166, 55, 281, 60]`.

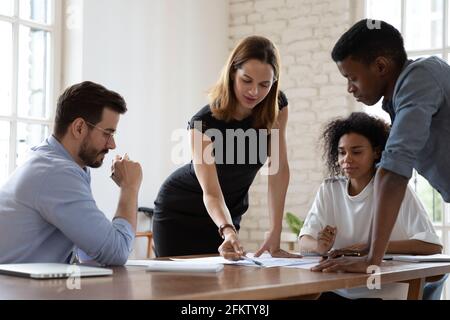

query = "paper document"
[285, 258, 321, 270]
[126, 260, 223, 272]
[171, 253, 321, 268]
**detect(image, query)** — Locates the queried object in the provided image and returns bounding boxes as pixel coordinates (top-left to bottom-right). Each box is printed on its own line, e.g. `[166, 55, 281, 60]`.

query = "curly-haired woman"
[299, 112, 443, 299]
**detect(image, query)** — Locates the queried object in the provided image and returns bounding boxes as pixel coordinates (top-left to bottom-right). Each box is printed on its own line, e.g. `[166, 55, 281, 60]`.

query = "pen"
[322, 252, 362, 259]
[239, 255, 264, 267]
[344, 252, 361, 257]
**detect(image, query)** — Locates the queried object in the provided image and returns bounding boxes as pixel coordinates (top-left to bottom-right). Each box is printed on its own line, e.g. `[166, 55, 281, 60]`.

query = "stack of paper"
[126, 253, 323, 272]
[171, 253, 321, 268]
[126, 260, 224, 273]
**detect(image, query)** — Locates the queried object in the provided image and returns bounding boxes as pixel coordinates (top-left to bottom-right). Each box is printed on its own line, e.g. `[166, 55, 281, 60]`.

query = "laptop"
[0, 263, 113, 279]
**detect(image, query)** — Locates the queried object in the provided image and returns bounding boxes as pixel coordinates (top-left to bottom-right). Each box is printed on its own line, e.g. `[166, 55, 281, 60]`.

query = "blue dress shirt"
[0, 135, 134, 265]
[381, 56, 450, 202]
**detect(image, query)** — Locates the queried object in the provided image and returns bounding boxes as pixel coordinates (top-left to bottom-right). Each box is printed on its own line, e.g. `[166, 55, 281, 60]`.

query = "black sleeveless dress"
[153, 92, 288, 257]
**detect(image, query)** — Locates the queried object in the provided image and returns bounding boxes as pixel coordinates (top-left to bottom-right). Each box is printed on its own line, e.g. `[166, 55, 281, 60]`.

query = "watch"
[218, 223, 236, 239]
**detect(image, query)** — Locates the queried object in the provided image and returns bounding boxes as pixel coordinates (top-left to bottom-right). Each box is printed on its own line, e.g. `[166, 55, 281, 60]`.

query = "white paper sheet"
[171, 253, 322, 268]
[126, 260, 224, 272]
[284, 261, 321, 269]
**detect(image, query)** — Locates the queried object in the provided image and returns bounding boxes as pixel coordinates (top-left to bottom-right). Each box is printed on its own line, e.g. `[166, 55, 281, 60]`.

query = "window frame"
[0, 0, 61, 177]
[364, 0, 450, 228]
[400, 0, 449, 58]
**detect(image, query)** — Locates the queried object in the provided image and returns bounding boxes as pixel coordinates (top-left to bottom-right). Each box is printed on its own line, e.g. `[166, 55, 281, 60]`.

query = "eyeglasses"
[85, 121, 116, 144]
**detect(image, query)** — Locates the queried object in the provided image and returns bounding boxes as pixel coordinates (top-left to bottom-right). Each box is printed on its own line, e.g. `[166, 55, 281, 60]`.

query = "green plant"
[285, 212, 304, 236]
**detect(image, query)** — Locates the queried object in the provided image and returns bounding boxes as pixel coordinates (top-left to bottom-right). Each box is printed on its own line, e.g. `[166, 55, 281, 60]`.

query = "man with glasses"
[0, 81, 143, 266]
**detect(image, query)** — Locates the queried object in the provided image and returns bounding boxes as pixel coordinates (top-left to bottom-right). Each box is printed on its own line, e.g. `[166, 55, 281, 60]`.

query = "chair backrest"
[138, 206, 153, 231]
[135, 207, 154, 258]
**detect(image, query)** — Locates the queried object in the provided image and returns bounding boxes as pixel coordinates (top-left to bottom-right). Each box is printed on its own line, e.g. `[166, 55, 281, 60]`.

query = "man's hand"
[317, 225, 337, 255]
[112, 154, 143, 231]
[111, 154, 142, 190]
[311, 255, 373, 273]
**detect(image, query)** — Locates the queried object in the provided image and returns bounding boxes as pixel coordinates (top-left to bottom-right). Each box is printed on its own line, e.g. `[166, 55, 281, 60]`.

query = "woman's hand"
[327, 242, 369, 259]
[342, 243, 369, 253]
[317, 225, 337, 255]
[254, 231, 302, 258]
[218, 231, 244, 261]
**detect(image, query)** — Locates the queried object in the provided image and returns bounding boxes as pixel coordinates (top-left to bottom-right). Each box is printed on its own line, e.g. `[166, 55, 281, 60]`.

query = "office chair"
[135, 207, 154, 258]
[423, 274, 448, 300]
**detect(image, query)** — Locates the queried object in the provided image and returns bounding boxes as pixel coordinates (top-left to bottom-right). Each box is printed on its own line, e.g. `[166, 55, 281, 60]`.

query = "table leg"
[404, 278, 425, 300]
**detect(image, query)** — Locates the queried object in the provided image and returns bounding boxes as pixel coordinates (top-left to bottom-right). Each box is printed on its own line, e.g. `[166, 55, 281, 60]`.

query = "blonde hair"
[208, 36, 281, 130]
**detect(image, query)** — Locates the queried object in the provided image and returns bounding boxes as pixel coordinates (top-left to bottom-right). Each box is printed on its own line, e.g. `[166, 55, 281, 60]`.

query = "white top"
[299, 177, 442, 299]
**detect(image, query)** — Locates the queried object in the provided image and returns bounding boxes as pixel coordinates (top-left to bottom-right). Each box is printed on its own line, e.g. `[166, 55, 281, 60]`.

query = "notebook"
[388, 254, 450, 263]
[0, 263, 113, 279]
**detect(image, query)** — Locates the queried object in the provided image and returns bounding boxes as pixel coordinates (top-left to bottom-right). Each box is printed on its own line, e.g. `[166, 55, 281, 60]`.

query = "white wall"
[62, 0, 229, 224]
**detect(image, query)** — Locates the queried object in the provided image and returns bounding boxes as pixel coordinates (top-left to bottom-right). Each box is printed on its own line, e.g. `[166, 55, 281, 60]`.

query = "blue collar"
[47, 135, 90, 175]
[47, 135, 76, 162]
[381, 59, 414, 122]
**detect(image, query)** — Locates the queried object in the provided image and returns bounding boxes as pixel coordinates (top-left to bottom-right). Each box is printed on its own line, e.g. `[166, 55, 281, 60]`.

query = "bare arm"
[190, 129, 243, 259]
[386, 240, 442, 255]
[339, 239, 442, 256]
[368, 168, 409, 265]
[299, 235, 319, 254]
[299, 225, 337, 255]
[254, 107, 290, 255]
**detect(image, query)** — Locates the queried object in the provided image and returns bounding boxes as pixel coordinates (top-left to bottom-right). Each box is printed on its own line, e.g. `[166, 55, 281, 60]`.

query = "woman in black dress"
[153, 36, 300, 260]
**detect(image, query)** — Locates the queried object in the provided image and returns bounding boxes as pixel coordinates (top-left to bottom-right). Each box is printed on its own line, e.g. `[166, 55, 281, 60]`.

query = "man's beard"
[79, 139, 108, 168]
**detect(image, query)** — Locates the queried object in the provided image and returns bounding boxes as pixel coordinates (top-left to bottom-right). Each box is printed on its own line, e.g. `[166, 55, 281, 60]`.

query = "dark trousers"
[423, 274, 448, 300]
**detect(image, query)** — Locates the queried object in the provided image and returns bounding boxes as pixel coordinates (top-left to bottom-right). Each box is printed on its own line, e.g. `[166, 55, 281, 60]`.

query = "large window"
[365, 0, 450, 299]
[0, 0, 60, 186]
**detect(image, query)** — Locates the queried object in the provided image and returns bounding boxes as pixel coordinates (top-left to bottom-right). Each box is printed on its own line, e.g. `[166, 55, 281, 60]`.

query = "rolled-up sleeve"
[380, 66, 443, 179]
[36, 166, 134, 266]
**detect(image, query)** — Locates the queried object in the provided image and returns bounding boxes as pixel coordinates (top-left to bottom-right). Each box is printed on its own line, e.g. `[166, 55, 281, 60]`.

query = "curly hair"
[321, 112, 390, 177]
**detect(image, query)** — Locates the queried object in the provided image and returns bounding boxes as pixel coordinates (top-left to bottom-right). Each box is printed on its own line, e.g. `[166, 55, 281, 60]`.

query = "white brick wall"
[229, 0, 358, 252]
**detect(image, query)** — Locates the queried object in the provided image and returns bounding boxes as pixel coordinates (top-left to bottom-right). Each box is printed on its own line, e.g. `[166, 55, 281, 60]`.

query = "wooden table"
[0, 259, 449, 300]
